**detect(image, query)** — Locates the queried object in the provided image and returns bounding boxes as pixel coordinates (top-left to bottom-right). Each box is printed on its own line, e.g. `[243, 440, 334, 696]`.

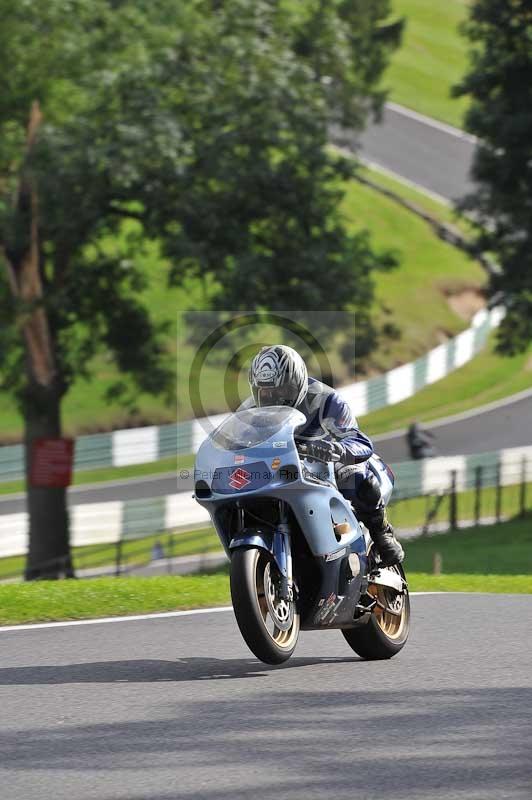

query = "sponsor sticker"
[313, 592, 337, 624]
[234, 455, 246, 464]
[271, 457, 281, 470]
[273, 441, 287, 449]
[229, 468, 251, 490]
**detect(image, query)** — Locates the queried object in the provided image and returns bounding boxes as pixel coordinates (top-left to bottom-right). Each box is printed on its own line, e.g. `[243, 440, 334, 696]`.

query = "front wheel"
[342, 564, 410, 660]
[230, 547, 300, 664]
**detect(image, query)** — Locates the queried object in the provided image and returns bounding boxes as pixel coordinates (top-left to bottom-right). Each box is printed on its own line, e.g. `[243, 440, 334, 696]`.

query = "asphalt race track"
[358, 103, 477, 202]
[375, 389, 532, 464]
[0, 587, 532, 800]
[0, 594, 530, 800]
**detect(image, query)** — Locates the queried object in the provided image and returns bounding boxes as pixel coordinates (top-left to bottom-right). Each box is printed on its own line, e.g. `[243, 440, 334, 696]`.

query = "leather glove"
[296, 438, 345, 463]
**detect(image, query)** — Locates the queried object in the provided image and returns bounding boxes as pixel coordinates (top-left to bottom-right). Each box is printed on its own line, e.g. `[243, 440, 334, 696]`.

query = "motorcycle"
[194, 406, 410, 665]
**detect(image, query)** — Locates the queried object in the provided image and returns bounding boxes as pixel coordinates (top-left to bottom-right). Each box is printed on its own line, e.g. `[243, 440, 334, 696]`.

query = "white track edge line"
[0, 606, 234, 633]
[358, 156, 453, 206]
[0, 594, 448, 633]
[385, 102, 478, 144]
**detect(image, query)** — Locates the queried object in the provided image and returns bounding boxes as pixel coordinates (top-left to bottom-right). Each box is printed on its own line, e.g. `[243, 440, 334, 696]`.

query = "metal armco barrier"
[1, 441, 530, 563]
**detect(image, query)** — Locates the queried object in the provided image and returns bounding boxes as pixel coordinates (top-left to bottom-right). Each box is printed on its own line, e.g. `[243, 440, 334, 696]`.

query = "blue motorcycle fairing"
[194, 406, 366, 558]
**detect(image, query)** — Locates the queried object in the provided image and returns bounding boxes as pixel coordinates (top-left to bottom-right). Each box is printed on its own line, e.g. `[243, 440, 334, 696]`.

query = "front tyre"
[230, 547, 299, 664]
[342, 564, 410, 660]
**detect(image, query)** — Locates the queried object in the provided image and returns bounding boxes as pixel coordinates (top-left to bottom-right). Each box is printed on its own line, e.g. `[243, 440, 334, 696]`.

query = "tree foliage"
[163, 0, 401, 357]
[454, 0, 532, 354]
[0, 0, 400, 575]
[1, 0, 401, 408]
[0, 1, 184, 415]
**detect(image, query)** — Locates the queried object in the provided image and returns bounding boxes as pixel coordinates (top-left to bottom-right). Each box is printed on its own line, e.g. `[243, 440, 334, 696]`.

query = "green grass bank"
[0, 571, 530, 627]
[386, 0, 470, 127]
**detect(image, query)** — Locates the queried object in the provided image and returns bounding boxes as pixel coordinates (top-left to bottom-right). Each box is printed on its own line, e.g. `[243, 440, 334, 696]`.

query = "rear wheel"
[342, 564, 410, 660]
[230, 547, 299, 664]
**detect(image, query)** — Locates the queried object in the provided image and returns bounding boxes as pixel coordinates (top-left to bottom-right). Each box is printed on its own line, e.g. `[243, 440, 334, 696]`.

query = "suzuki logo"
[229, 467, 251, 490]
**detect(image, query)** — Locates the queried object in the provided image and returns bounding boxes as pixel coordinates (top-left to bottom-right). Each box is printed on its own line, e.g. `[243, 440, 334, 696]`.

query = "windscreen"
[210, 406, 303, 452]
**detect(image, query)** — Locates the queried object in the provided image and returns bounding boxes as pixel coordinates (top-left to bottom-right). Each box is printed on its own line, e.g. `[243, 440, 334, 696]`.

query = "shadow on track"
[1, 687, 530, 798]
[0, 655, 361, 685]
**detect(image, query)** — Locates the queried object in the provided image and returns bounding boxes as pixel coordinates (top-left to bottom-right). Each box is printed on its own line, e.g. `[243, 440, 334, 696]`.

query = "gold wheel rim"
[255, 553, 298, 649]
[369, 566, 408, 640]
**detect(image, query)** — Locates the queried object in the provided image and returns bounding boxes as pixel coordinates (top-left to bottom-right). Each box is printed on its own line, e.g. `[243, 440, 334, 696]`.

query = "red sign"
[229, 468, 251, 490]
[30, 438, 75, 488]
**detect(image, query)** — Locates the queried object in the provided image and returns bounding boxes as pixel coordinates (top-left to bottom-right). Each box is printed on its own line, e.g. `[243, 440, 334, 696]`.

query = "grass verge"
[0, 519, 530, 625]
[385, 0, 470, 128]
[0, 573, 231, 626]
[0, 570, 529, 627]
[408, 574, 532, 593]
[402, 517, 532, 575]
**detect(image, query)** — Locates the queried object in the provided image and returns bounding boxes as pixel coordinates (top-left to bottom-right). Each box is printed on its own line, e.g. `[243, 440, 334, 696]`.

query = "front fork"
[233, 500, 294, 601]
[275, 502, 293, 601]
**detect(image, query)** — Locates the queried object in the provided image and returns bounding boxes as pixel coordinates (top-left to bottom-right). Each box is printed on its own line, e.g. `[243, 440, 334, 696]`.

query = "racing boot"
[357, 506, 404, 567]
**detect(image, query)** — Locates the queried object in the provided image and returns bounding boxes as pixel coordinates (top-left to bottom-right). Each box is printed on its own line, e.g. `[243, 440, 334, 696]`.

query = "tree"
[0, 0, 400, 578]
[454, 0, 532, 354]
[0, 1, 180, 577]
[167, 1, 401, 356]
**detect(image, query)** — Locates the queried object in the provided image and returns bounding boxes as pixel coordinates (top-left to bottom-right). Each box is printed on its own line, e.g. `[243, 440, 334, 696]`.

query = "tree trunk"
[0, 101, 73, 580]
[24, 383, 73, 580]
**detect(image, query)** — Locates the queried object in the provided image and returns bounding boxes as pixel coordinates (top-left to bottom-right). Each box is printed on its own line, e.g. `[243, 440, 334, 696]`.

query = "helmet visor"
[253, 385, 299, 407]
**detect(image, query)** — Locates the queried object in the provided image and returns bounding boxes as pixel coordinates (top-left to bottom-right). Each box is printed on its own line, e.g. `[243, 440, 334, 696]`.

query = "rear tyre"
[342, 564, 410, 660]
[230, 546, 299, 664]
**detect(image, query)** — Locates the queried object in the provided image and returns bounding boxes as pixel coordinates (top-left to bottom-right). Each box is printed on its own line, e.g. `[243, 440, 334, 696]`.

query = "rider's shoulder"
[307, 377, 347, 407]
[307, 378, 359, 428]
[307, 376, 334, 398]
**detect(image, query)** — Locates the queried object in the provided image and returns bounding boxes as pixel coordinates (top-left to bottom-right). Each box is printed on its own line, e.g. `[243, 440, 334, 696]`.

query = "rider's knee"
[335, 464, 359, 503]
[335, 464, 383, 511]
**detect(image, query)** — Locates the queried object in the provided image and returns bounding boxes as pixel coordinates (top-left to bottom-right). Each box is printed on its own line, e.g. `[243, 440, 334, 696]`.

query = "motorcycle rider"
[244, 344, 404, 566]
[407, 420, 437, 460]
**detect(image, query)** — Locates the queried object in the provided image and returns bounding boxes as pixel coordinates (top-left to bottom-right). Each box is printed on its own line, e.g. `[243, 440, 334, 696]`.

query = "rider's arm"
[322, 392, 374, 464]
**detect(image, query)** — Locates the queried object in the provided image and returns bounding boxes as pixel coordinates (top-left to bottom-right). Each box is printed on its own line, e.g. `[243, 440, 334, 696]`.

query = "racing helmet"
[249, 345, 308, 408]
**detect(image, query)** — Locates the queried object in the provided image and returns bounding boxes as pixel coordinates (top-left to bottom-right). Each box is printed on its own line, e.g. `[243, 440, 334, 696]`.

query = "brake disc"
[264, 561, 294, 631]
